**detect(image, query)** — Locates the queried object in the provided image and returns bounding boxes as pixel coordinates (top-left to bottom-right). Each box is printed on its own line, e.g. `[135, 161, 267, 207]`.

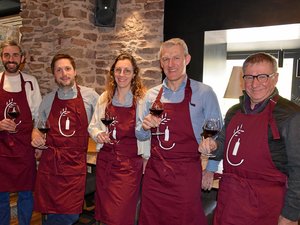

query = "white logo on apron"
[157, 112, 175, 150]
[4, 98, 22, 126]
[110, 117, 118, 140]
[58, 107, 76, 137]
[226, 124, 244, 166]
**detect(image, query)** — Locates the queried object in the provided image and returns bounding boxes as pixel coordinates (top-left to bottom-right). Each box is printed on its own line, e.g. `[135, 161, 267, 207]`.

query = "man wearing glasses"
[199, 52, 300, 225]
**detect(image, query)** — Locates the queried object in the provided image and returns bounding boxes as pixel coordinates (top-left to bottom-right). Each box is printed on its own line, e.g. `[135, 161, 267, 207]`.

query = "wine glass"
[149, 100, 164, 135]
[201, 118, 221, 157]
[100, 117, 114, 128]
[100, 113, 116, 144]
[6, 103, 20, 133]
[36, 119, 51, 149]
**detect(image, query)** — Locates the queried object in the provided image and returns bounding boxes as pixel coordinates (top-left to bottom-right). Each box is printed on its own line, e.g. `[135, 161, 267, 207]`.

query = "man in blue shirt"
[136, 38, 222, 225]
[31, 54, 99, 225]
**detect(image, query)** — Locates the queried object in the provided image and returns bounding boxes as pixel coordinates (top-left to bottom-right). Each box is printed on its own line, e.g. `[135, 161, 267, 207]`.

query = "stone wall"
[18, 0, 164, 95]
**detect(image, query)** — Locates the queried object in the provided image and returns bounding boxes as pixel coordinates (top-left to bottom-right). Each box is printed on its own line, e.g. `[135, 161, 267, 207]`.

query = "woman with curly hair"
[88, 52, 149, 225]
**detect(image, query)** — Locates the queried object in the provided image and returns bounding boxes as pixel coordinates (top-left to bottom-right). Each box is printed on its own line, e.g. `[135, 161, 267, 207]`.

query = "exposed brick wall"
[19, 0, 164, 95]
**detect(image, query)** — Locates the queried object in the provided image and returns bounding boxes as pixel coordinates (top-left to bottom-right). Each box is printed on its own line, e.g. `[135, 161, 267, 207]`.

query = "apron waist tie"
[218, 171, 286, 189]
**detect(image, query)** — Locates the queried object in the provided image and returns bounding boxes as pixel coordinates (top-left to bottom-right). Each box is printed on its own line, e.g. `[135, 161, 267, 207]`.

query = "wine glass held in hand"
[6, 103, 20, 133]
[101, 111, 114, 131]
[201, 118, 221, 157]
[36, 119, 50, 149]
[149, 100, 164, 135]
[101, 114, 118, 144]
[149, 100, 164, 117]
[101, 117, 114, 127]
[202, 118, 221, 138]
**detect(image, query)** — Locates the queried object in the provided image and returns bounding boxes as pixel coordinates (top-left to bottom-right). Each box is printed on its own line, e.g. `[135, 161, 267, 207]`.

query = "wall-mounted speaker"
[95, 0, 118, 27]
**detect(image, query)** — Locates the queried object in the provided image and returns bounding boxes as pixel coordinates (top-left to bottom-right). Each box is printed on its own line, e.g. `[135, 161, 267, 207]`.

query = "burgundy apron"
[0, 72, 36, 192]
[34, 86, 89, 214]
[214, 95, 287, 225]
[95, 102, 143, 225]
[139, 79, 208, 225]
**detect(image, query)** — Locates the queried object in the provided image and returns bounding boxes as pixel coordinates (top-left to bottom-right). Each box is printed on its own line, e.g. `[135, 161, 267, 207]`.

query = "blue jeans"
[0, 191, 33, 225]
[42, 214, 79, 225]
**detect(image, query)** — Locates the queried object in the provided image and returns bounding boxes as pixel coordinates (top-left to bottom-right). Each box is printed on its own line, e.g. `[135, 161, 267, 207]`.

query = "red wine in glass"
[101, 116, 118, 144]
[202, 129, 219, 138]
[7, 104, 20, 119]
[6, 104, 21, 133]
[149, 108, 164, 117]
[38, 127, 50, 134]
[36, 119, 50, 149]
[7, 111, 20, 119]
[101, 118, 114, 126]
[201, 118, 221, 157]
[149, 100, 164, 117]
[202, 118, 221, 138]
[149, 100, 164, 135]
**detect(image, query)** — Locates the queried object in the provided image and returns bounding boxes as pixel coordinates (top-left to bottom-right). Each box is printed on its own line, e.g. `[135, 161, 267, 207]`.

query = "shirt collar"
[162, 75, 187, 92]
[57, 84, 77, 99]
[241, 88, 278, 114]
[112, 90, 133, 106]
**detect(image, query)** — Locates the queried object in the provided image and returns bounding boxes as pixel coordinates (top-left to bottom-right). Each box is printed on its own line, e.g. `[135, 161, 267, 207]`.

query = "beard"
[4, 61, 20, 73]
[55, 79, 75, 90]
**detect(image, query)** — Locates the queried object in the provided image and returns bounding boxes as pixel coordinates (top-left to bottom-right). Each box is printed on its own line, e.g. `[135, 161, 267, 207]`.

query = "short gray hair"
[159, 38, 189, 59]
[243, 52, 278, 73]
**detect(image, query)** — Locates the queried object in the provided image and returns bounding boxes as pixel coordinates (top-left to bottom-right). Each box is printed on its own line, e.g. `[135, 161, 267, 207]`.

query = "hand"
[31, 128, 46, 148]
[143, 158, 148, 174]
[31, 134, 46, 148]
[0, 118, 17, 132]
[96, 131, 111, 144]
[142, 114, 162, 131]
[35, 149, 43, 160]
[198, 137, 217, 155]
[202, 170, 214, 191]
[278, 215, 298, 225]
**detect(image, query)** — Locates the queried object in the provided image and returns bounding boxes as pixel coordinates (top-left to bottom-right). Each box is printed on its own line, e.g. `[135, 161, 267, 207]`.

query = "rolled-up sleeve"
[88, 93, 106, 147]
[135, 93, 151, 141]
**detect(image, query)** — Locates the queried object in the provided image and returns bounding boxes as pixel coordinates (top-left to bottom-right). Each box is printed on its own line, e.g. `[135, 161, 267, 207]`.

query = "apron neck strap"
[268, 94, 280, 140]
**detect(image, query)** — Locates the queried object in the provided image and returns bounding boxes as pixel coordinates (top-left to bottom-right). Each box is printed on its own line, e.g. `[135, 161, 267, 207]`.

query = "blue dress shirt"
[136, 76, 222, 171]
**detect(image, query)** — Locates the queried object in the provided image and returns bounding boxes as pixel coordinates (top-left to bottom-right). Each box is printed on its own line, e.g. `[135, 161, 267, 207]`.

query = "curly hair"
[104, 52, 146, 104]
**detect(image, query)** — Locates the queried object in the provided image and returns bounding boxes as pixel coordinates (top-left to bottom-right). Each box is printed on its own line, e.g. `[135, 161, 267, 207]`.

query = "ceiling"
[2, 1, 300, 53]
[205, 23, 300, 52]
[0, 0, 20, 17]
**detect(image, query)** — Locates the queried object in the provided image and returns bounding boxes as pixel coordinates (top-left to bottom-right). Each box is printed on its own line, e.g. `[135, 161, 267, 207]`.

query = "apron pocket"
[215, 175, 259, 225]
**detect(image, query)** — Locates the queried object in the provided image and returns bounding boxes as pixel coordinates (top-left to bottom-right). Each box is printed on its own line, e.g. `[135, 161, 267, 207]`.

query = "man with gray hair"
[199, 52, 300, 224]
[136, 38, 222, 225]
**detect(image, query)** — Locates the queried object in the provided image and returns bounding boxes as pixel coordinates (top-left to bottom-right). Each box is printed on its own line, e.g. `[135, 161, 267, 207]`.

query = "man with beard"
[31, 53, 99, 225]
[0, 40, 42, 225]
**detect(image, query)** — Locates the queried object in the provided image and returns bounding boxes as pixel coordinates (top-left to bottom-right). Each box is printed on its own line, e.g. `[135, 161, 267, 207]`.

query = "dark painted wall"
[164, 0, 300, 81]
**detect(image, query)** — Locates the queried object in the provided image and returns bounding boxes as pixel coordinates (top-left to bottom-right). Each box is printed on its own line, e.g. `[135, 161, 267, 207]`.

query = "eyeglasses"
[242, 73, 276, 83]
[114, 67, 133, 75]
[2, 53, 21, 59]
